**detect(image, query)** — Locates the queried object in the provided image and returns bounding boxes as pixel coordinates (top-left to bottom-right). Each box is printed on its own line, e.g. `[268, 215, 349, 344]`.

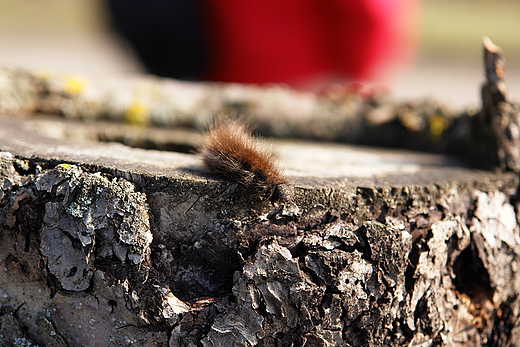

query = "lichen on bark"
[34, 164, 153, 291]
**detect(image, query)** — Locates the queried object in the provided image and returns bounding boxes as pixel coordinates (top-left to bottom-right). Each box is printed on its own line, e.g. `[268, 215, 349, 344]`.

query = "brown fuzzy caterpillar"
[200, 119, 292, 203]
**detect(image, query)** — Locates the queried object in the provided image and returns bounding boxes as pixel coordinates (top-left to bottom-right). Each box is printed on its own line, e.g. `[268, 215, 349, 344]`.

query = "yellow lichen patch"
[125, 100, 150, 126]
[62, 75, 87, 95]
[58, 163, 71, 169]
[429, 114, 449, 139]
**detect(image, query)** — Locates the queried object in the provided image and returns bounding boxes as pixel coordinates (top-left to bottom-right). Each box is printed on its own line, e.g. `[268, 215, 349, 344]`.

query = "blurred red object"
[201, 0, 419, 88]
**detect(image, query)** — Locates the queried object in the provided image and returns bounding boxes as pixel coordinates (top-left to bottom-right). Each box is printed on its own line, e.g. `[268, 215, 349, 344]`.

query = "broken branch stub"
[473, 37, 520, 172]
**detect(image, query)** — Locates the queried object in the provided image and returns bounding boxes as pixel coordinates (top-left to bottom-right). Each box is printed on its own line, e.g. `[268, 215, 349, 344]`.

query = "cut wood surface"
[0, 114, 519, 346]
[1, 38, 520, 346]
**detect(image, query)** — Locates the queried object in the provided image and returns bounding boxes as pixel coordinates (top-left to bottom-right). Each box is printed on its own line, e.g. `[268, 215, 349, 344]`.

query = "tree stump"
[2, 37, 520, 347]
[0, 113, 519, 347]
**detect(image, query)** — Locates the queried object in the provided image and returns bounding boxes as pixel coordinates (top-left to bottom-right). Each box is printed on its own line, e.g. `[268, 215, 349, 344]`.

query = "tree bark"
[0, 113, 520, 346]
[0, 64, 466, 154]
[1, 38, 520, 347]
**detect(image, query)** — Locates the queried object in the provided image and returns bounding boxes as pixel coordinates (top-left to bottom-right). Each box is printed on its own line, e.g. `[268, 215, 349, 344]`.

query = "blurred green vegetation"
[421, 0, 520, 62]
[0, 0, 107, 33]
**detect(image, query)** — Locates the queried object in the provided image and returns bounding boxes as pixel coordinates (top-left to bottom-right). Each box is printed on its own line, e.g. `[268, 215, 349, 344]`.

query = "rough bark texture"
[0, 64, 465, 155]
[0, 121, 520, 346]
[1, 38, 520, 346]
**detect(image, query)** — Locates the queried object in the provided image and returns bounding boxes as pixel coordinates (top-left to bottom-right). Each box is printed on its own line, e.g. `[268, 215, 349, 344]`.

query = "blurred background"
[0, 0, 518, 108]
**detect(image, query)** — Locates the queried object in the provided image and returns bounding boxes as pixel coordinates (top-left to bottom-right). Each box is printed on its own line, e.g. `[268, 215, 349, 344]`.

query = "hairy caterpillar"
[200, 119, 292, 203]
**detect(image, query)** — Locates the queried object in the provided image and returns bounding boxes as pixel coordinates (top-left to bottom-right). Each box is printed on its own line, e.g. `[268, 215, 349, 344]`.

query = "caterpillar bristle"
[200, 119, 292, 202]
